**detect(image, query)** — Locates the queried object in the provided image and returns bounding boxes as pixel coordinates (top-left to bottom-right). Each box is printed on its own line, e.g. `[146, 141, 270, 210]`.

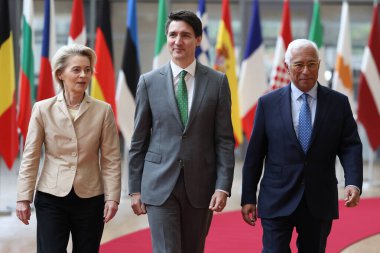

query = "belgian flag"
[91, 0, 116, 117]
[0, 0, 19, 169]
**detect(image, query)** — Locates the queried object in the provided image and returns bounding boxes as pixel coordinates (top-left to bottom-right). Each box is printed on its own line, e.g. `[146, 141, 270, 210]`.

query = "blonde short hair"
[51, 44, 97, 89]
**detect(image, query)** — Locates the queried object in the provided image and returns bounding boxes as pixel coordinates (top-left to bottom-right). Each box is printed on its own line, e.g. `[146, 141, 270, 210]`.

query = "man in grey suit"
[128, 10, 235, 253]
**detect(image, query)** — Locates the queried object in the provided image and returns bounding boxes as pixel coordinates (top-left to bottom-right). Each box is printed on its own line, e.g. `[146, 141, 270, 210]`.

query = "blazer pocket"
[144, 151, 162, 164]
[38, 166, 59, 188]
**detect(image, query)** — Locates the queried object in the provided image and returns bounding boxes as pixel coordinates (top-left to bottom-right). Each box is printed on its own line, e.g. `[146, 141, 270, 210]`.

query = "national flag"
[332, 1, 354, 111]
[357, 2, 380, 150]
[116, 0, 140, 147]
[214, 0, 243, 146]
[18, 0, 35, 146]
[91, 0, 117, 117]
[0, 0, 19, 169]
[238, 0, 268, 140]
[68, 0, 86, 45]
[308, 0, 328, 86]
[37, 0, 56, 101]
[153, 0, 170, 69]
[269, 0, 292, 89]
[196, 0, 211, 66]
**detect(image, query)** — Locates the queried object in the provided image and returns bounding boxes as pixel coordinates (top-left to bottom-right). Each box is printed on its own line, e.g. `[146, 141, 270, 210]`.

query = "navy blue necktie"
[298, 93, 312, 153]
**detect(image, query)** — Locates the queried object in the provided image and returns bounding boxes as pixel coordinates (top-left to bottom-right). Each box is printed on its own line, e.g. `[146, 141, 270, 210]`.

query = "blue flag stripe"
[243, 0, 263, 61]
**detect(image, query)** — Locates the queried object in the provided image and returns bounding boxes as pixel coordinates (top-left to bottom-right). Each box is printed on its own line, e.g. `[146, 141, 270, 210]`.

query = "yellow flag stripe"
[215, 22, 243, 144]
[91, 77, 106, 102]
[0, 34, 15, 116]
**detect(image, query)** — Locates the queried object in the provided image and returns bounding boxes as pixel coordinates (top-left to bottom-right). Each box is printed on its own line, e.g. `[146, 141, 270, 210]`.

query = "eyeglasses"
[291, 61, 319, 72]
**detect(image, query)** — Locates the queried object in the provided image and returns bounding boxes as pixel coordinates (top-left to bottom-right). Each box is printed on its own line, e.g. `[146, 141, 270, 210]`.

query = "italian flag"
[153, 0, 170, 69]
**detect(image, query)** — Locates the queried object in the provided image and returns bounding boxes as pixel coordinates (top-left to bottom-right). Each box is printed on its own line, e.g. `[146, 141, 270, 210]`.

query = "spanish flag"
[91, 0, 116, 117]
[0, 0, 19, 169]
[214, 0, 243, 146]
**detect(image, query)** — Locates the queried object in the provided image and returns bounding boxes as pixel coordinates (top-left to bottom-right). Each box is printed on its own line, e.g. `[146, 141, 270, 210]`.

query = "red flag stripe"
[94, 28, 116, 116]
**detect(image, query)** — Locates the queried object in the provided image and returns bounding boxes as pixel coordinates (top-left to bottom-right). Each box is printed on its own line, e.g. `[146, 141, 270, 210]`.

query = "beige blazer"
[17, 93, 121, 203]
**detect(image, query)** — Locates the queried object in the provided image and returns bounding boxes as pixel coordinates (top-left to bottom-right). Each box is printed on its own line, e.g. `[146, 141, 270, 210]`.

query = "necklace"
[66, 103, 81, 108]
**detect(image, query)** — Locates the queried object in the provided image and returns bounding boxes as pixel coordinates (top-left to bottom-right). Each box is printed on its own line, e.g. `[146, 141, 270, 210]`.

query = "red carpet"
[100, 198, 380, 252]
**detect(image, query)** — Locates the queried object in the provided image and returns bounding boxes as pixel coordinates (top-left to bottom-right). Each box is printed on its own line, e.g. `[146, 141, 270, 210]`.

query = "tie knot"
[302, 93, 309, 102]
[180, 70, 187, 79]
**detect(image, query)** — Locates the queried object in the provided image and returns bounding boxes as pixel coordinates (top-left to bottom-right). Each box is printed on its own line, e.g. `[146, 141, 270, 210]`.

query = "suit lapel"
[279, 85, 300, 150]
[56, 93, 72, 121]
[185, 63, 208, 132]
[74, 93, 91, 122]
[162, 64, 184, 129]
[309, 84, 329, 148]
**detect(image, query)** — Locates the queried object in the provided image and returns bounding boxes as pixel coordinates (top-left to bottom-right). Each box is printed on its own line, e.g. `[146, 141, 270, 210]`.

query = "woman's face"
[59, 55, 92, 95]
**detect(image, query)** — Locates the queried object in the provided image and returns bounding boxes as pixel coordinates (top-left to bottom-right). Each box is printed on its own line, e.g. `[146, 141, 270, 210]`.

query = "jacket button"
[72, 152, 77, 157]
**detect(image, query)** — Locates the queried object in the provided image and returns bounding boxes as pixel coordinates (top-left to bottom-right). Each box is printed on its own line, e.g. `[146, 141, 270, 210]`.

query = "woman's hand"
[104, 200, 119, 223]
[16, 201, 31, 225]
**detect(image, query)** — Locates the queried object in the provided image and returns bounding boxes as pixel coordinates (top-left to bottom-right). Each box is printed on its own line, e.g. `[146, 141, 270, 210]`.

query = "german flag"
[0, 0, 19, 169]
[91, 0, 116, 117]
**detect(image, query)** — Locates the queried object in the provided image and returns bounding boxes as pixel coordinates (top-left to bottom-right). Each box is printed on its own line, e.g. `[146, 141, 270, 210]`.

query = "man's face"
[284, 46, 320, 92]
[167, 20, 201, 68]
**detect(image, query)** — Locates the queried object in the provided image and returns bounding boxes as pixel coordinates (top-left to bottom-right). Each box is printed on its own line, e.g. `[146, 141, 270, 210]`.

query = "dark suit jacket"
[129, 62, 235, 208]
[241, 83, 363, 220]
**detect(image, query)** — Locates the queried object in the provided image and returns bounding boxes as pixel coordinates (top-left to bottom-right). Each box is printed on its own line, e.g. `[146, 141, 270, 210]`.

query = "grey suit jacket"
[129, 62, 235, 208]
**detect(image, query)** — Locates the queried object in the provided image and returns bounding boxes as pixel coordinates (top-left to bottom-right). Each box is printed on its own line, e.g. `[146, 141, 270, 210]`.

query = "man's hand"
[241, 204, 257, 226]
[16, 201, 31, 225]
[104, 200, 119, 223]
[130, 193, 146, 215]
[344, 186, 360, 208]
[209, 191, 228, 212]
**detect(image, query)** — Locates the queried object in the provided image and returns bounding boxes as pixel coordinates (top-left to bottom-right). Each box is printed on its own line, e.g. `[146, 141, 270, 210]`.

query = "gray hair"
[52, 44, 97, 89]
[284, 39, 319, 65]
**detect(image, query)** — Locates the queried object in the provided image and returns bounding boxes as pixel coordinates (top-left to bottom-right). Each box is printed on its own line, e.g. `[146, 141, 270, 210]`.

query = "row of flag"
[0, 0, 379, 170]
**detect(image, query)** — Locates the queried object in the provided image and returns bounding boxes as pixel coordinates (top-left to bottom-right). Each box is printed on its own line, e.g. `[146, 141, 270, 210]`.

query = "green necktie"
[176, 70, 188, 127]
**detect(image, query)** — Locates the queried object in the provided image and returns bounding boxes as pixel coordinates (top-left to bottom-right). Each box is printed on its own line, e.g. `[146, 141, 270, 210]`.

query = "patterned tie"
[298, 93, 312, 153]
[176, 70, 188, 127]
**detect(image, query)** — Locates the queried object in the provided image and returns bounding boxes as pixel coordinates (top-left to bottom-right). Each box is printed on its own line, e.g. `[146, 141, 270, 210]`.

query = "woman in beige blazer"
[16, 44, 121, 253]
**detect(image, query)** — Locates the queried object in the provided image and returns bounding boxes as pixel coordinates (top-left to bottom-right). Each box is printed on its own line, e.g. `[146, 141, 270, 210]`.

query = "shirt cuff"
[345, 185, 360, 193]
[216, 189, 229, 195]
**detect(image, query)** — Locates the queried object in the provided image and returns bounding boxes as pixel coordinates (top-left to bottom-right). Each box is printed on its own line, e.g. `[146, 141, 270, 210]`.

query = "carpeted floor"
[100, 198, 380, 253]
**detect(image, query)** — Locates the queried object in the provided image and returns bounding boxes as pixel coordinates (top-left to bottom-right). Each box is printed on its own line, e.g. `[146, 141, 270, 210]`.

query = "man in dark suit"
[241, 39, 363, 252]
[128, 10, 235, 253]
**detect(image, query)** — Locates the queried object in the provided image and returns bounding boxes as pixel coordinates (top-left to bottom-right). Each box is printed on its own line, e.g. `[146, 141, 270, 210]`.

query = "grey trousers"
[146, 171, 213, 253]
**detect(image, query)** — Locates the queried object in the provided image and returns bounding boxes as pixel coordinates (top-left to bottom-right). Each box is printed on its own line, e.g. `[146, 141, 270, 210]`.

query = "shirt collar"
[291, 82, 318, 100]
[170, 59, 197, 78]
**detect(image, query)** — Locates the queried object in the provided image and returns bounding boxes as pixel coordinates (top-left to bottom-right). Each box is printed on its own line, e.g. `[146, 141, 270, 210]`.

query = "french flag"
[37, 0, 56, 101]
[238, 0, 268, 139]
[68, 0, 86, 45]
